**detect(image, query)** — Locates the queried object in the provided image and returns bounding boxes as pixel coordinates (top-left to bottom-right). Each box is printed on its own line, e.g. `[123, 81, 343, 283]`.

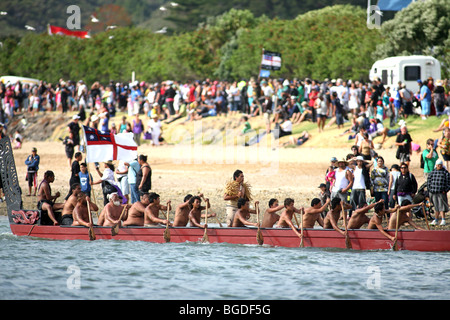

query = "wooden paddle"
[393, 207, 400, 251]
[111, 205, 127, 236]
[422, 203, 430, 230]
[201, 200, 209, 243]
[87, 201, 96, 241]
[164, 204, 171, 243]
[299, 208, 305, 248]
[341, 203, 352, 249]
[256, 202, 264, 246]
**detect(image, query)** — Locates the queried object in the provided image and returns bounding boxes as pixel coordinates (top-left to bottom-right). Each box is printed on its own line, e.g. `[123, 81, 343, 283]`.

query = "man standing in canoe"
[224, 170, 252, 227]
[72, 192, 99, 227]
[123, 192, 151, 227]
[231, 198, 258, 228]
[302, 198, 330, 228]
[144, 192, 171, 227]
[261, 198, 284, 228]
[323, 198, 352, 236]
[275, 198, 302, 238]
[189, 196, 215, 228]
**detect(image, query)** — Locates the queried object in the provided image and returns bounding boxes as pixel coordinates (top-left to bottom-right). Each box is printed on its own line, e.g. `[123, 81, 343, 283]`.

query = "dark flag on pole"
[261, 50, 282, 71]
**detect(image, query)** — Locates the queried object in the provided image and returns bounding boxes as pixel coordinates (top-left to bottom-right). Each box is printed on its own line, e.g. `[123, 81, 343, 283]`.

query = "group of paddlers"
[40, 168, 426, 245]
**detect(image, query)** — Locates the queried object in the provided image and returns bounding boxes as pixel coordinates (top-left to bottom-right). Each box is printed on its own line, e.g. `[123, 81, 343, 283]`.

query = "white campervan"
[369, 55, 441, 93]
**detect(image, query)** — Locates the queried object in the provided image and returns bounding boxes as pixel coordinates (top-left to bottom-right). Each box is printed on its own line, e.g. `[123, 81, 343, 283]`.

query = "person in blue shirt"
[419, 79, 432, 120]
[25, 147, 40, 196]
[79, 163, 93, 198]
[126, 158, 141, 204]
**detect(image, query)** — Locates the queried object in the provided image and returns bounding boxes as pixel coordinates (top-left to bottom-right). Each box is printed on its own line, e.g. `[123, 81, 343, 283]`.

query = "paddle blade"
[257, 228, 264, 246]
[393, 239, 399, 251]
[299, 236, 304, 248]
[164, 225, 171, 243]
[89, 226, 96, 241]
[345, 236, 352, 249]
[202, 228, 209, 243]
[111, 224, 119, 236]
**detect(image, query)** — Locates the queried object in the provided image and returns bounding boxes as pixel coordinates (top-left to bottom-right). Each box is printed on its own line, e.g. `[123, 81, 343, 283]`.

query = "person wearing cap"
[330, 158, 353, 203]
[25, 147, 40, 196]
[427, 159, 450, 226]
[318, 183, 330, 218]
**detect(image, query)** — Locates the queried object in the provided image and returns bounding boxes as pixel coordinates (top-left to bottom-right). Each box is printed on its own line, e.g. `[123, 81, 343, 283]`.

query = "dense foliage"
[1, 5, 385, 84]
[373, 0, 450, 78]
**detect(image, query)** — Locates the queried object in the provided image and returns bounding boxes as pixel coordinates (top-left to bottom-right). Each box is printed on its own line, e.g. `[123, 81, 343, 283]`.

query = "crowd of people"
[1, 76, 449, 149]
[2, 74, 450, 237]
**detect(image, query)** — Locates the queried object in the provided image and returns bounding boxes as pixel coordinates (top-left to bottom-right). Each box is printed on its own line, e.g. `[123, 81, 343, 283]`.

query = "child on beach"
[325, 166, 336, 192]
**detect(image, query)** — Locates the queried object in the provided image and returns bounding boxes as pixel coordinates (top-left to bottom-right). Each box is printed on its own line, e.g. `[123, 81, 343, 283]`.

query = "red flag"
[48, 25, 89, 39]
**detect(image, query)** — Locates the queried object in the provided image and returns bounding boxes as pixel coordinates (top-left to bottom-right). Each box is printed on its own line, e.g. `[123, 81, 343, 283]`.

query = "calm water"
[1, 216, 449, 301]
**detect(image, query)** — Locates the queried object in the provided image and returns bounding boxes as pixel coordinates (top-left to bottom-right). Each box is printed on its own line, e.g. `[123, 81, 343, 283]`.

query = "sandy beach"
[8, 139, 440, 230]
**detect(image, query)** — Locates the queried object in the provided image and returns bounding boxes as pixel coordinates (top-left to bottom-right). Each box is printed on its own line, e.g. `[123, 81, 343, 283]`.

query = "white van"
[0, 75, 40, 87]
[369, 55, 441, 93]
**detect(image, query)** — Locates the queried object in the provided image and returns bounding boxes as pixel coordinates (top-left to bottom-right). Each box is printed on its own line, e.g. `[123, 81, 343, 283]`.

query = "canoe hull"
[9, 224, 450, 252]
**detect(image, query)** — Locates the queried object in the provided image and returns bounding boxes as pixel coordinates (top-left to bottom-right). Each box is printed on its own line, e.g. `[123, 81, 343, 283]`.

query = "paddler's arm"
[373, 218, 395, 241]
[189, 210, 205, 229]
[330, 213, 346, 236]
[285, 216, 302, 237]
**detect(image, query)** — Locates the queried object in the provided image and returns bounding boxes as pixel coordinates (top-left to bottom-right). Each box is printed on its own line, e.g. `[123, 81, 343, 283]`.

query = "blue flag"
[378, 0, 414, 11]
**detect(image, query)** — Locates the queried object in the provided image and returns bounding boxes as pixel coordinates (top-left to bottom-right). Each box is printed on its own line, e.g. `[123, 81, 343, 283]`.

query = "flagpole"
[82, 125, 99, 218]
[258, 48, 264, 82]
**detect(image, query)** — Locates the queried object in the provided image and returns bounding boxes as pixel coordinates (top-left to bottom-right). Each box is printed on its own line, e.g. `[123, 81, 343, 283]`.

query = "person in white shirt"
[350, 156, 369, 211]
[148, 114, 163, 146]
[331, 158, 354, 203]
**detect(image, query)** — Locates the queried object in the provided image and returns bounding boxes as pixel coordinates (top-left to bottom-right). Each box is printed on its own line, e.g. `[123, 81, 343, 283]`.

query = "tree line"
[0, 2, 448, 85]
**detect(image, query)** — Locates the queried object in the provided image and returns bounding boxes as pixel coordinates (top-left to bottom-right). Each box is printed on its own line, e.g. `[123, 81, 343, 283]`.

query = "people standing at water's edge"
[427, 160, 450, 226]
[25, 147, 40, 197]
[136, 155, 152, 194]
[330, 158, 353, 204]
[395, 126, 412, 167]
[393, 163, 417, 205]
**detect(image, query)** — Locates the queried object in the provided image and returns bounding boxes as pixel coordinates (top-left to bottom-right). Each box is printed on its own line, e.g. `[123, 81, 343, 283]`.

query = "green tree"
[373, 0, 450, 77]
